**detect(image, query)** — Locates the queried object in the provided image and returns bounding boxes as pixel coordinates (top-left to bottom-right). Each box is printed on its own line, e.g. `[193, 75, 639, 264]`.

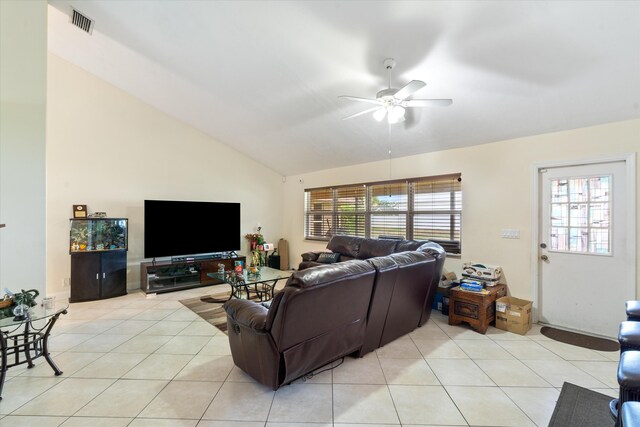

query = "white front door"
[538, 160, 632, 338]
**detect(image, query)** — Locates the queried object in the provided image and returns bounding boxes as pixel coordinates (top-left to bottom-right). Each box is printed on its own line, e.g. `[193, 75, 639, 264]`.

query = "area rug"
[179, 293, 260, 334]
[179, 293, 231, 334]
[540, 326, 619, 351]
[548, 382, 614, 426]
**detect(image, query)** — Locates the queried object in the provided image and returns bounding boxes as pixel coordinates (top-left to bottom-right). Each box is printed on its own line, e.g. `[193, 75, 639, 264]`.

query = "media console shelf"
[140, 255, 246, 294]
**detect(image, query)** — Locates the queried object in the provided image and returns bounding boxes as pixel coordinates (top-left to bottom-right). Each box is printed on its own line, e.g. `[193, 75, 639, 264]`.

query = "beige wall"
[0, 0, 47, 294]
[282, 119, 639, 301]
[46, 54, 285, 296]
[43, 39, 639, 305]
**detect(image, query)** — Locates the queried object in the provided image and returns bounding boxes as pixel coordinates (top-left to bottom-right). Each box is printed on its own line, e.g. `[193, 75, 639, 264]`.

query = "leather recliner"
[224, 260, 376, 389]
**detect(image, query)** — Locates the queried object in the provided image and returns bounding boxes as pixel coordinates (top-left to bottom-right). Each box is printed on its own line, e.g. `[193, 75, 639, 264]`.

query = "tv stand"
[140, 254, 246, 294]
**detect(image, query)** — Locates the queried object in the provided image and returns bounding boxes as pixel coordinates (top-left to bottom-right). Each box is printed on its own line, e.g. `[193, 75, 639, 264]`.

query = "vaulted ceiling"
[48, 1, 640, 176]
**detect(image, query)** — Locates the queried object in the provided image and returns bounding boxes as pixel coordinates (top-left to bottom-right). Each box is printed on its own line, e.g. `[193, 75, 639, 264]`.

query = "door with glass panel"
[539, 161, 629, 338]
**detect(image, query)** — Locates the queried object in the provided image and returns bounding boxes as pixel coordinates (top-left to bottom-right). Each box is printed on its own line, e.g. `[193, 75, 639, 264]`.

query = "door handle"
[541, 255, 549, 261]
[103, 272, 106, 279]
[96, 273, 99, 280]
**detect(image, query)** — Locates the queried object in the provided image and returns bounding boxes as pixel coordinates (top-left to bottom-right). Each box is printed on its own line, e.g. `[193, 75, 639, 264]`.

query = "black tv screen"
[144, 200, 241, 259]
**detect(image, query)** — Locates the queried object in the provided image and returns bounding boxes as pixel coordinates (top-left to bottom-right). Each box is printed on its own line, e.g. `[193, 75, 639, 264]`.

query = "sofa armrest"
[301, 251, 325, 262]
[224, 299, 269, 332]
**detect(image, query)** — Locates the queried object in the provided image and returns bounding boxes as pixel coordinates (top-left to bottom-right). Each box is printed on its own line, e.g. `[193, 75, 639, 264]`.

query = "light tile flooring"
[0, 284, 620, 426]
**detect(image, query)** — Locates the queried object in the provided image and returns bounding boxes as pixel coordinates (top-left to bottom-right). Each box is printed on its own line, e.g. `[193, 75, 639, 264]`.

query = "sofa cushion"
[358, 238, 398, 259]
[298, 261, 323, 270]
[317, 252, 341, 264]
[326, 235, 363, 258]
[395, 240, 428, 252]
[379, 252, 434, 346]
[287, 259, 374, 289]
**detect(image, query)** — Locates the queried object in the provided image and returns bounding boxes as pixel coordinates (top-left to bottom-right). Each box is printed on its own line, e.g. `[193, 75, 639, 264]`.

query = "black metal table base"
[202, 279, 279, 304]
[0, 308, 67, 400]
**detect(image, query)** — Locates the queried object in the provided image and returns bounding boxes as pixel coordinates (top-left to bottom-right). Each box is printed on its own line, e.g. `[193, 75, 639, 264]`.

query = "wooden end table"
[448, 284, 506, 333]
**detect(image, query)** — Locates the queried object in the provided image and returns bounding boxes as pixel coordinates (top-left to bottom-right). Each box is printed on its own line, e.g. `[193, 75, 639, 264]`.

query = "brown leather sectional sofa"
[223, 235, 445, 389]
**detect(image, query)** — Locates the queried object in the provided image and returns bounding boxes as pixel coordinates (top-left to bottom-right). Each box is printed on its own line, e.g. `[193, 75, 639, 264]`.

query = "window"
[304, 174, 462, 254]
[549, 175, 610, 254]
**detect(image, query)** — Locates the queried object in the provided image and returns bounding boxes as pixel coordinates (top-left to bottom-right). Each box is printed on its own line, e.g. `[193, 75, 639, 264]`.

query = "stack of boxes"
[443, 262, 532, 335]
[461, 262, 503, 288]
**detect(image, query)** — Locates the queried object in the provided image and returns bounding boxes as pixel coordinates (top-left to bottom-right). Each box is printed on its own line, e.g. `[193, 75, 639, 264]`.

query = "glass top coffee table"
[0, 302, 69, 400]
[207, 267, 291, 302]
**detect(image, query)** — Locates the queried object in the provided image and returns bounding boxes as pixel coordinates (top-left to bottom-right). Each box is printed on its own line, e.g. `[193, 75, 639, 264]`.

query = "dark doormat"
[540, 326, 619, 352]
[549, 382, 614, 426]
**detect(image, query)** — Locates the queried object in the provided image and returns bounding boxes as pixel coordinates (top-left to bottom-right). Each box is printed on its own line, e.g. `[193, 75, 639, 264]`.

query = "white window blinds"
[304, 173, 462, 254]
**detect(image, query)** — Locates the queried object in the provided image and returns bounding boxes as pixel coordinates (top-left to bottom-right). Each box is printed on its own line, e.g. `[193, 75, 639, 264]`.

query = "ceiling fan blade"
[338, 95, 384, 105]
[342, 106, 383, 120]
[393, 80, 426, 100]
[405, 99, 453, 107]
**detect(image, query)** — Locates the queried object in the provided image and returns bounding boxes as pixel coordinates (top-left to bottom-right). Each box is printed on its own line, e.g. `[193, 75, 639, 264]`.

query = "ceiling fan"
[339, 58, 452, 124]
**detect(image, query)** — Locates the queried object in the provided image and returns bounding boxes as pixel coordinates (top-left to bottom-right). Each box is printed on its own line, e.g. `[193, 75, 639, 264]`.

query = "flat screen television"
[144, 200, 241, 259]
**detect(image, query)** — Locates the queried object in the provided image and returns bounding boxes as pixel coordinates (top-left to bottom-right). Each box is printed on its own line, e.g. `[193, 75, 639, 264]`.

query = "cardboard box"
[495, 296, 532, 335]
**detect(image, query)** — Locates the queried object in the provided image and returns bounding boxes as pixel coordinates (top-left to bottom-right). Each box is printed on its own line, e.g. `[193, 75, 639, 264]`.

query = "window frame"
[304, 173, 462, 255]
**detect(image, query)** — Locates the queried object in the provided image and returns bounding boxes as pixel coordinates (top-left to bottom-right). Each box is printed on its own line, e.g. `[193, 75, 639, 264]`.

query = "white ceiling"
[47, 1, 640, 176]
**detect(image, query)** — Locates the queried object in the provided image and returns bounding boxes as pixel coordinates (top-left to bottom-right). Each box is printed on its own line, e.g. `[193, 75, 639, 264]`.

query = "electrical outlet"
[63, 277, 70, 287]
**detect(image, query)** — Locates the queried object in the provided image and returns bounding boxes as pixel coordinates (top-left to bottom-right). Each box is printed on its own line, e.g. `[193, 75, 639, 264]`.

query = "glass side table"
[0, 302, 69, 400]
[207, 267, 291, 302]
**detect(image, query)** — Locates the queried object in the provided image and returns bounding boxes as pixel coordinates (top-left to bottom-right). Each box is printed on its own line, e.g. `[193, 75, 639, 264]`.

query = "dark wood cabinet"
[448, 284, 507, 334]
[71, 251, 127, 302]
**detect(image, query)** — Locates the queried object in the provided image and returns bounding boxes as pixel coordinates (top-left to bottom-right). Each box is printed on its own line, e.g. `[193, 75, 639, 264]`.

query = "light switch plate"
[501, 229, 520, 239]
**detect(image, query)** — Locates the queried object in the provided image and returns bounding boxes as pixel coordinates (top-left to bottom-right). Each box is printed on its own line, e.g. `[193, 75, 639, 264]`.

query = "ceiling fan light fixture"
[387, 105, 405, 124]
[373, 108, 387, 122]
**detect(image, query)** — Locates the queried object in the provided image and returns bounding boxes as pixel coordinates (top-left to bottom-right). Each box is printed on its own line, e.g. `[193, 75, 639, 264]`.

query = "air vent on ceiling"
[71, 8, 94, 34]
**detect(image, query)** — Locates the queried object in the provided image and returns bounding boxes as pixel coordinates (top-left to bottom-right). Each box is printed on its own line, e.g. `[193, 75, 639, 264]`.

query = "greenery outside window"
[304, 174, 462, 254]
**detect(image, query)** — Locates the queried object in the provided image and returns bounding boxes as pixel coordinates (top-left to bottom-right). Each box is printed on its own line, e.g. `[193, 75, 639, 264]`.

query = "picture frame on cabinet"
[73, 204, 87, 218]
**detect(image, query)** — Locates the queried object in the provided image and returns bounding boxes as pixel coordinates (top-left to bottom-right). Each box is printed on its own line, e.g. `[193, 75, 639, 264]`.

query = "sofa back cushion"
[358, 238, 398, 259]
[416, 241, 447, 325]
[360, 256, 399, 355]
[271, 261, 376, 344]
[326, 235, 363, 258]
[395, 240, 429, 253]
[380, 252, 435, 346]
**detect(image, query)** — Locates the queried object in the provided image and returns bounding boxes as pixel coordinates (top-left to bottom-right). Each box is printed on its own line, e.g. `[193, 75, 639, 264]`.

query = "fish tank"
[69, 218, 128, 253]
